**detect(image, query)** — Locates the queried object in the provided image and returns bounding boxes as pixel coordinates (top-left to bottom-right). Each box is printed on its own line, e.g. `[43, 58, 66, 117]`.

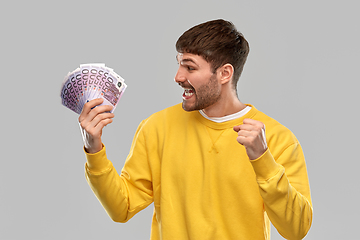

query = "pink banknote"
[60, 63, 127, 114]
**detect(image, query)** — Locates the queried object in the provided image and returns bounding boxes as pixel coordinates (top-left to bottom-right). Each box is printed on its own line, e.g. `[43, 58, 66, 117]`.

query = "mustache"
[179, 80, 194, 89]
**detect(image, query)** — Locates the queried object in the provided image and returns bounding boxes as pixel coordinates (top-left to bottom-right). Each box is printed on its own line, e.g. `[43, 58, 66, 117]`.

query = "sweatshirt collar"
[194, 104, 258, 130]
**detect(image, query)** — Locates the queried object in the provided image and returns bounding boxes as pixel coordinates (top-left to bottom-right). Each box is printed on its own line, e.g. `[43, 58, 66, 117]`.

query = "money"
[60, 63, 127, 114]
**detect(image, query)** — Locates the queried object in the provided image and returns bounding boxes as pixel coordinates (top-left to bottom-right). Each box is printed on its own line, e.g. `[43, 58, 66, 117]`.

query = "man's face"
[175, 53, 221, 112]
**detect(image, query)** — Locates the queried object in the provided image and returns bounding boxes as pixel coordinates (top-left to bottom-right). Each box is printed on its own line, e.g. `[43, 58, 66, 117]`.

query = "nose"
[174, 67, 186, 84]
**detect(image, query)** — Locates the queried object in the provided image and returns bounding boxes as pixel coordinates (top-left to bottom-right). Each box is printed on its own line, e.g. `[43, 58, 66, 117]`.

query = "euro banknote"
[60, 63, 127, 114]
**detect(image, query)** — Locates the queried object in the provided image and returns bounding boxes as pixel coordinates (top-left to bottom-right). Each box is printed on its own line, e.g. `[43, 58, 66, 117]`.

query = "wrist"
[85, 144, 111, 173]
[84, 143, 103, 154]
[250, 149, 280, 181]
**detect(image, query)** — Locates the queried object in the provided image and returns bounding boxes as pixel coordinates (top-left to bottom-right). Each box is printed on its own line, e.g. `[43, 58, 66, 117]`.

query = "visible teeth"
[184, 89, 194, 96]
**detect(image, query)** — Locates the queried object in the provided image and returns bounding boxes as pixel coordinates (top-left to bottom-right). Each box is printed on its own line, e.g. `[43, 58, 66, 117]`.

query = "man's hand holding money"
[78, 98, 114, 154]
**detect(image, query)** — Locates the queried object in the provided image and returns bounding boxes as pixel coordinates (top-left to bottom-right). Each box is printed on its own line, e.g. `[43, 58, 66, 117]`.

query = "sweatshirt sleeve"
[84, 120, 153, 223]
[250, 142, 313, 240]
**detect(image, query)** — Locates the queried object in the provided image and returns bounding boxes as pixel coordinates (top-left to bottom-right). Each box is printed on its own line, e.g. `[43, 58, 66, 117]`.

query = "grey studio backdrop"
[1, 0, 358, 239]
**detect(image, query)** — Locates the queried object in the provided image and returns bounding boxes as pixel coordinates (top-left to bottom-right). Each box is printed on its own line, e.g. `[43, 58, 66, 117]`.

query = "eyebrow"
[176, 55, 199, 67]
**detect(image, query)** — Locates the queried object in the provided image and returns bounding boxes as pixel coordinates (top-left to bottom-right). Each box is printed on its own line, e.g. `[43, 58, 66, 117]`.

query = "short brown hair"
[176, 19, 249, 89]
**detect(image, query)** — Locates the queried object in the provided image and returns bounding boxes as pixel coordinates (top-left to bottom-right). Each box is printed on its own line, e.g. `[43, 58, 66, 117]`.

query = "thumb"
[233, 125, 240, 132]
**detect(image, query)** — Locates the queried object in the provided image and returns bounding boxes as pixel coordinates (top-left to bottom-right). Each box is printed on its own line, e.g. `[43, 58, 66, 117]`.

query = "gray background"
[1, 0, 359, 239]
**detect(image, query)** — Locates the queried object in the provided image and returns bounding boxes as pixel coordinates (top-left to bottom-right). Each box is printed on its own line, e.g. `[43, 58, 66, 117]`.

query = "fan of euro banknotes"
[60, 63, 127, 114]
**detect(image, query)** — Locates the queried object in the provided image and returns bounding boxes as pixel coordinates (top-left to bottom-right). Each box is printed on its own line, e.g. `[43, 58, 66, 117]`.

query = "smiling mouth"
[183, 88, 195, 100]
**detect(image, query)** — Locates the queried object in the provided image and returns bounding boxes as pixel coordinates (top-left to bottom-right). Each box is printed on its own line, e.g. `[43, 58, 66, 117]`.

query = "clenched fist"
[233, 118, 268, 160]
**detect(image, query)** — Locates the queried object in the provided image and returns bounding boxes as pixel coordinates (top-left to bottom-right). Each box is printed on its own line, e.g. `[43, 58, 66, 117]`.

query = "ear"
[218, 63, 234, 85]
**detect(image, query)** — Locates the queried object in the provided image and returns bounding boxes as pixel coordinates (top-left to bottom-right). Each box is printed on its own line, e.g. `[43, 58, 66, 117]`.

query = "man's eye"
[187, 66, 195, 71]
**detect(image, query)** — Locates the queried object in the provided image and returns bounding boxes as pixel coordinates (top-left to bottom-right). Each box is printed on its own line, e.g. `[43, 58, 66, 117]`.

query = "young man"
[79, 19, 313, 239]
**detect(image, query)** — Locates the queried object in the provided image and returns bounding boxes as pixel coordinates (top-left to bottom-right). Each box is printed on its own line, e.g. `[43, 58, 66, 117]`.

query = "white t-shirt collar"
[199, 106, 252, 123]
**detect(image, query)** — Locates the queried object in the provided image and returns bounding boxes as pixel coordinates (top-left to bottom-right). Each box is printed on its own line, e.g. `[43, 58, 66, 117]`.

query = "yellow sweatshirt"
[85, 104, 313, 240]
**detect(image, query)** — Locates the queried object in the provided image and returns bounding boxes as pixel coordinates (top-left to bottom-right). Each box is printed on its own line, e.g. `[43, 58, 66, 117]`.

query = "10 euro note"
[60, 63, 127, 114]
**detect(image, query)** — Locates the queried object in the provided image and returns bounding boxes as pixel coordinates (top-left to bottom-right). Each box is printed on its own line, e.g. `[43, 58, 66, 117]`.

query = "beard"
[182, 74, 221, 112]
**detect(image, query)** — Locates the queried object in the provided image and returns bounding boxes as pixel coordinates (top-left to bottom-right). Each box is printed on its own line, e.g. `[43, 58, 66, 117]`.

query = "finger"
[237, 129, 254, 138]
[236, 133, 259, 149]
[87, 104, 113, 120]
[238, 123, 255, 132]
[80, 104, 113, 126]
[79, 108, 114, 134]
[82, 98, 104, 114]
[79, 99, 113, 121]
[243, 118, 265, 130]
[86, 112, 115, 131]
[242, 118, 257, 125]
[79, 98, 104, 122]
[236, 126, 259, 145]
[93, 118, 113, 133]
[234, 123, 256, 132]
[233, 125, 240, 132]
[236, 135, 249, 146]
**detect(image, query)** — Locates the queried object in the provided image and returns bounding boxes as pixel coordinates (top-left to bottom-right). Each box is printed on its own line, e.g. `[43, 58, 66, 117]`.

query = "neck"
[202, 90, 246, 118]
